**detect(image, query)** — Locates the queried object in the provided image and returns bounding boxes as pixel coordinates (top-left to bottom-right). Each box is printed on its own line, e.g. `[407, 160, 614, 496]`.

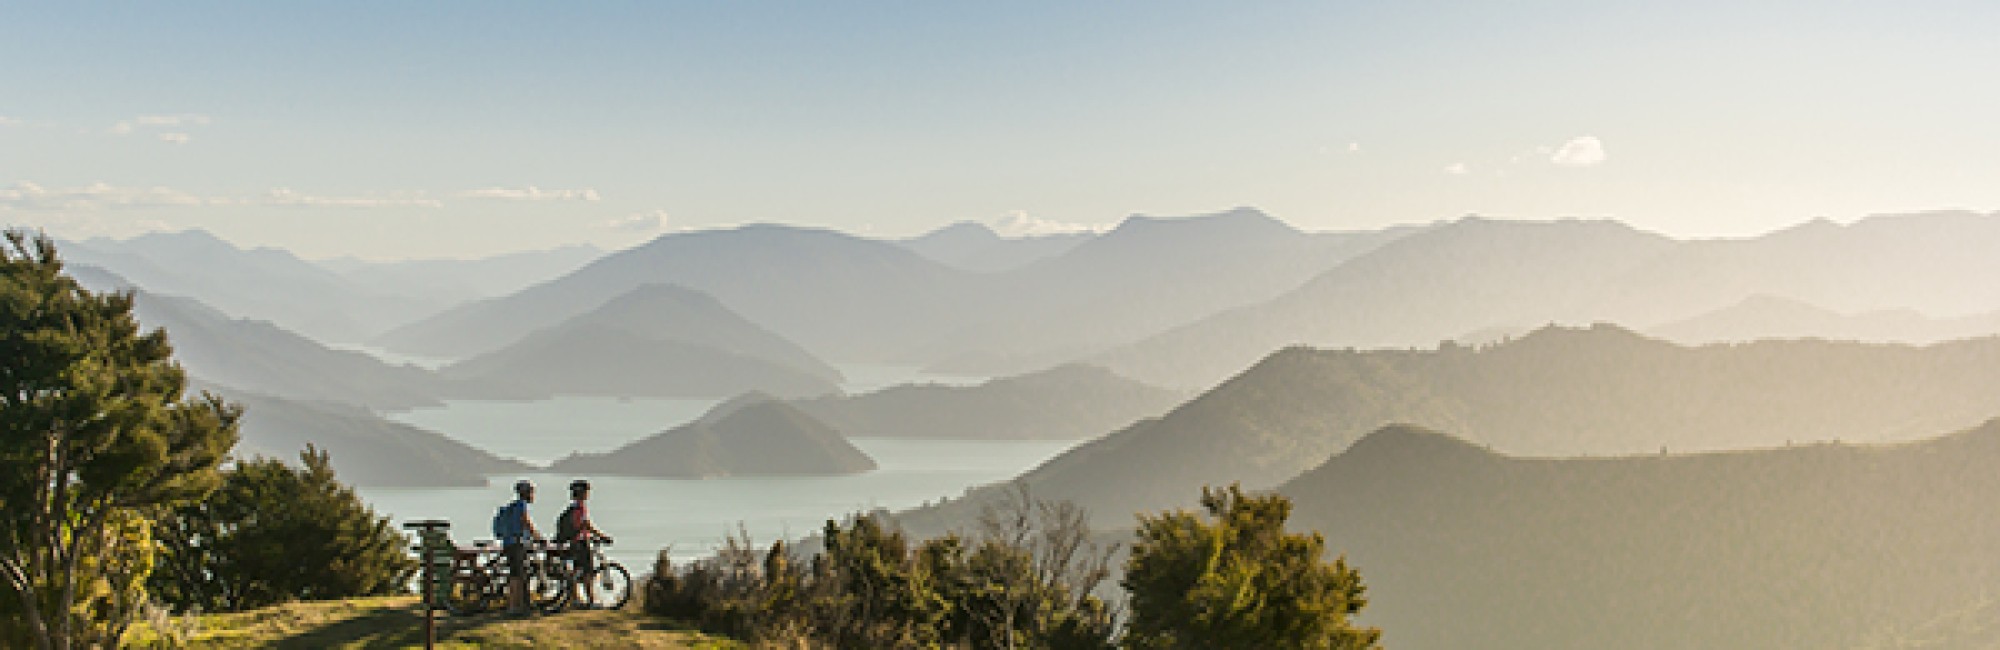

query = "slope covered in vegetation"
[1283, 421, 2000, 649]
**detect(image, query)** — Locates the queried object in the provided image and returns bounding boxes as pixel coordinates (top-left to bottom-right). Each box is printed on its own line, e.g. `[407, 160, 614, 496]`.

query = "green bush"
[1122, 484, 1379, 650]
[150, 445, 415, 612]
[647, 487, 1118, 649]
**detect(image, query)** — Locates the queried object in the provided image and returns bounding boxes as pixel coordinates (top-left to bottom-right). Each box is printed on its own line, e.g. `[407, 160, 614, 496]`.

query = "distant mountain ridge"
[1648, 293, 2000, 345]
[898, 324, 2000, 533]
[376, 223, 974, 361]
[318, 244, 604, 306]
[132, 290, 466, 411]
[1280, 421, 2000, 649]
[898, 221, 1093, 273]
[1095, 216, 1681, 387]
[217, 387, 531, 488]
[915, 209, 1422, 376]
[1103, 211, 2000, 388]
[441, 284, 844, 399]
[65, 264, 502, 411]
[378, 209, 1421, 376]
[791, 363, 1188, 440]
[61, 230, 445, 343]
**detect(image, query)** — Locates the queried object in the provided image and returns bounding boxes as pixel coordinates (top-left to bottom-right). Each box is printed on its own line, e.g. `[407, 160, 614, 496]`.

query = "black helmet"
[514, 479, 534, 496]
[569, 479, 591, 494]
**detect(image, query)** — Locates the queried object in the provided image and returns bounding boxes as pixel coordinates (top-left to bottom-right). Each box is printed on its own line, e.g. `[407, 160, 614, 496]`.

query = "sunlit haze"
[6, 1, 1998, 259]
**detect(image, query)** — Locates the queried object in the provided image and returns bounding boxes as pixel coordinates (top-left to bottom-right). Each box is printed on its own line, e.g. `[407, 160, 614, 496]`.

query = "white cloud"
[606, 210, 671, 232]
[0, 116, 22, 127]
[1444, 162, 1470, 175]
[158, 133, 191, 145]
[259, 188, 443, 209]
[458, 186, 601, 202]
[110, 113, 212, 136]
[1550, 136, 1607, 167]
[0, 181, 205, 211]
[1, 182, 443, 211]
[136, 114, 211, 127]
[991, 210, 1107, 237]
[1347, 142, 1362, 153]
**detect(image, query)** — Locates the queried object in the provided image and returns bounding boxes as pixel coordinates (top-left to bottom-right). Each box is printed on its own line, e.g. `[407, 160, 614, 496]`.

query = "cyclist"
[497, 479, 543, 616]
[556, 479, 613, 608]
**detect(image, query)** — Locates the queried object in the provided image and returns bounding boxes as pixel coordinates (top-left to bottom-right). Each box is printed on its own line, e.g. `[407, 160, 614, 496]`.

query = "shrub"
[150, 446, 415, 612]
[1121, 484, 1379, 650]
[645, 486, 1118, 649]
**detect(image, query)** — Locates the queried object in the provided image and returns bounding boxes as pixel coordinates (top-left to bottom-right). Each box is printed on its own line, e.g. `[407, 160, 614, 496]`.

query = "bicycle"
[445, 539, 566, 616]
[541, 538, 632, 612]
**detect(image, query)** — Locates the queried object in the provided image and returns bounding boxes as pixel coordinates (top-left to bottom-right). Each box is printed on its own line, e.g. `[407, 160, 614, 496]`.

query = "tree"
[151, 445, 416, 612]
[0, 230, 239, 650]
[925, 483, 1117, 649]
[1121, 484, 1381, 650]
[814, 513, 949, 648]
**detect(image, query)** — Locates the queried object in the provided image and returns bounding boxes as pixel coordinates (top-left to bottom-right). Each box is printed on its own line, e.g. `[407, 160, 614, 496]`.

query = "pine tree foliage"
[1122, 484, 1380, 650]
[0, 230, 239, 650]
[151, 445, 416, 612]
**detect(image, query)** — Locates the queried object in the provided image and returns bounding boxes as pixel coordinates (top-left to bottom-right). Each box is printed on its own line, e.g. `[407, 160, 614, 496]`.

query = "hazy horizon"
[7, 2, 1999, 260]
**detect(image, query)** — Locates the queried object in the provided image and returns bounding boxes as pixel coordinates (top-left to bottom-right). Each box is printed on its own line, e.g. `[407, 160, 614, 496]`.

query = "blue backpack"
[492, 500, 526, 542]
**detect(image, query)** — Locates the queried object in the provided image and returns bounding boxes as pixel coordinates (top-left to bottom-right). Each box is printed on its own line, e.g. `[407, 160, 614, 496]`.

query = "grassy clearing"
[131, 596, 742, 649]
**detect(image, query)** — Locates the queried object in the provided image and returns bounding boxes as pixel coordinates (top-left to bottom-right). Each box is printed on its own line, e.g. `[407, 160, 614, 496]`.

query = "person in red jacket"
[557, 479, 613, 608]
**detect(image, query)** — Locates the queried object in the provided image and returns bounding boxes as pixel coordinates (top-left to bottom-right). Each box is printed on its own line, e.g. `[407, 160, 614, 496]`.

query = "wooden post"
[403, 520, 452, 650]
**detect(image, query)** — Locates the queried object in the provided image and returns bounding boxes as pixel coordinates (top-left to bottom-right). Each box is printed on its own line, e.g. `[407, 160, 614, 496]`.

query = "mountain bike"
[542, 538, 632, 612]
[446, 539, 565, 616]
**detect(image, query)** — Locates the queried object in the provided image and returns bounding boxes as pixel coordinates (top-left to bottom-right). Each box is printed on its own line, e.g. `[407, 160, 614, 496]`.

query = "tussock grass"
[132, 595, 742, 649]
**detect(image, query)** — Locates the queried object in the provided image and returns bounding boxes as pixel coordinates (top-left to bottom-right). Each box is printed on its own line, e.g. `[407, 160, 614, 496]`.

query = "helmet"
[569, 479, 591, 494]
[514, 479, 535, 495]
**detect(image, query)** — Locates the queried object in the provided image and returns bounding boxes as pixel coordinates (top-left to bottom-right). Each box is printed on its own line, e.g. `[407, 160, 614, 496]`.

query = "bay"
[354, 364, 1044, 573]
[357, 437, 1075, 572]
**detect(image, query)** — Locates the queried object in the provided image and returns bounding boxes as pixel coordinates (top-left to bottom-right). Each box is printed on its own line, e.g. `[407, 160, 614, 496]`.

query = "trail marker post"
[403, 520, 453, 650]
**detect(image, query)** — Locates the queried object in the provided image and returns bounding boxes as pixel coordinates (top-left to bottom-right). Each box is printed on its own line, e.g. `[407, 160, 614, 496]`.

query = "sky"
[4, 1, 1998, 260]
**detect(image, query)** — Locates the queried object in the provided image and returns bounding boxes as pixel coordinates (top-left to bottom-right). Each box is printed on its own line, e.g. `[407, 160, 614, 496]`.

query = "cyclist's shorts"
[570, 542, 594, 574]
[504, 542, 527, 577]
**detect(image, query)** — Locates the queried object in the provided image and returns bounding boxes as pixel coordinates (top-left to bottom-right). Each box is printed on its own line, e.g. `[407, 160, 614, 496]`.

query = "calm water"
[356, 363, 1040, 572]
[388, 396, 720, 465]
[358, 438, 1074, 572]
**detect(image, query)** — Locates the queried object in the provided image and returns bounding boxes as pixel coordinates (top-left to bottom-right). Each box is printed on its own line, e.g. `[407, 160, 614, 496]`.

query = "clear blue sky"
[4, 1, 1997, 259]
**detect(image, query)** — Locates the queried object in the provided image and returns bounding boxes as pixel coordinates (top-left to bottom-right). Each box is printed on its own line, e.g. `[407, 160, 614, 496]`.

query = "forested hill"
[897, 324, 2000, 533]
[1284, 422, 2000, 649]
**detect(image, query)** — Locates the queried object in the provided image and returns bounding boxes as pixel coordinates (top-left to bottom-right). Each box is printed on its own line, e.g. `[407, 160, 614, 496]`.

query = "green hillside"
[549, 395, 875, 478]
[1283, 421, 2000, 649]
[793, 363, 1188, 440]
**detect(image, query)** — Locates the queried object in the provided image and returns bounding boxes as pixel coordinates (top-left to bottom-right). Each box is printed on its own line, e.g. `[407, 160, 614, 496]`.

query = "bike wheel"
[583, 563, 633, 611]
[531, 556, 571, 614]
[444, 573, 492, 616]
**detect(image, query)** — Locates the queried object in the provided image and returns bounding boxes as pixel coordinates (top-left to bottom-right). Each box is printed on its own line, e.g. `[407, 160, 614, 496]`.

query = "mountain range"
[216, 388, 531, 488]
[898, 324, 2000, 533]
[65, 264, 511, 411]
[441, 284, 845, 399]
[318, 243, 603, 309]
[1099, 211, 2000, 389]
[375, 223, 973, 361]
[375, 208, 1420, 379]
[791, 363, 1187, 440]
[61, 230, 444, 343]
[1648, 293, 2000, 346]
[897, 221, 1093, 273]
